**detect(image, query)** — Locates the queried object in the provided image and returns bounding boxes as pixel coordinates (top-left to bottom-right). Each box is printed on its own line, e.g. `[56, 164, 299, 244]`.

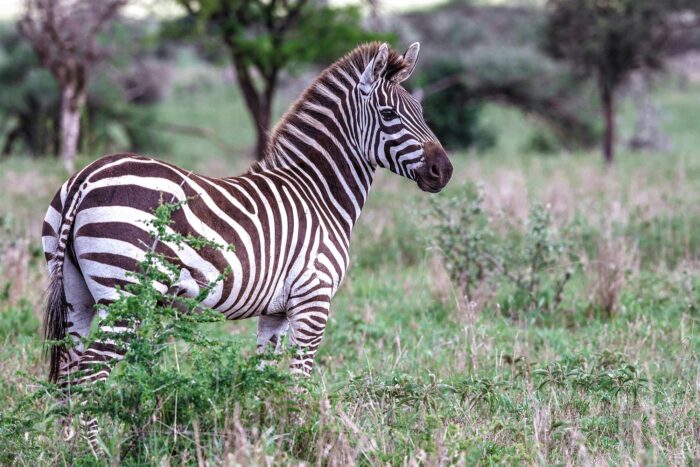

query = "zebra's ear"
[359, 43, 389, 93]
[394, 42, 420, 83]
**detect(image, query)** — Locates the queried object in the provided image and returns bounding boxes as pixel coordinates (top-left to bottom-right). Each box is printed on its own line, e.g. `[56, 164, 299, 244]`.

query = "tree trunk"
[254, 93, 272, 161]
[238, 82, 274, 161]
[600, 80, 615, 165]
[59, 81, 86, 173]
[229, 49, 278, 161]
[1, 126, 21, 156]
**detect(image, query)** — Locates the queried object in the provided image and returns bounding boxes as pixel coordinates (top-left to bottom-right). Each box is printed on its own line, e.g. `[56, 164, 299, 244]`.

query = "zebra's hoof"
[62, 424, 76, 441]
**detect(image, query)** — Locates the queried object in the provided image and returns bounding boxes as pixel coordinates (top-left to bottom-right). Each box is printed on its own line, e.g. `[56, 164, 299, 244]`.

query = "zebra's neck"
[252, 64, 376, 237]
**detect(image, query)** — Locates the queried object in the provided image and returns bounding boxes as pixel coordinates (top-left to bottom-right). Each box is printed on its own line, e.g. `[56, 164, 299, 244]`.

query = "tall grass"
[0, 78, 699, 464]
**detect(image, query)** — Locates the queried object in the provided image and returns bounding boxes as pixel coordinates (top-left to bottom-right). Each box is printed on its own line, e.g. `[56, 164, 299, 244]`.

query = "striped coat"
[42, 42, 452, 394]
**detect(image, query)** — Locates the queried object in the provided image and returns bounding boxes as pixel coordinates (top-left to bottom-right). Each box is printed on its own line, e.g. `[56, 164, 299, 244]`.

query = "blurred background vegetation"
[1, 0, 700, 464]
[3, 0, 698, 167]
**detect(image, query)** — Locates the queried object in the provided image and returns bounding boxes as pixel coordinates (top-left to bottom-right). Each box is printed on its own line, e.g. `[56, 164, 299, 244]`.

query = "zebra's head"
[357, 43, 453, 193]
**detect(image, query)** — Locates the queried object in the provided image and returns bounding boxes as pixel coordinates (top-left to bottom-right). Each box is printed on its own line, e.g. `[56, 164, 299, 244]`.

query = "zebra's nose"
[423, 142, 452, 185]
[416, 142, 453, 192]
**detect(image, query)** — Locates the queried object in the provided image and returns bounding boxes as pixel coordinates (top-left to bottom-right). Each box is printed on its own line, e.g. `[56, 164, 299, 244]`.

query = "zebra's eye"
[380, 108, 399, 120]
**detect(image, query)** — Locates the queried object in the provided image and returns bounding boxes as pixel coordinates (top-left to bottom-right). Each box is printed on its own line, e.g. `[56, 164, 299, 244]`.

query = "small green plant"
[495, 203, 575, 317]
[534, 351, 648, 404]
[430, 183, 576, 318]
[1, 200, 301, 462]
[430, 183, 494, 299]
[450, 375, 514, 414]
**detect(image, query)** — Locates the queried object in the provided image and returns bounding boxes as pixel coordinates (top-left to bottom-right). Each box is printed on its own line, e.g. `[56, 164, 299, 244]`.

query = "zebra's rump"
[44, 153, 323, 319]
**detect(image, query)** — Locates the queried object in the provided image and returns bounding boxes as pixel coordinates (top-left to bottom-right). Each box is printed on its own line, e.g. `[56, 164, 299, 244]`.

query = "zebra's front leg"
[286, 289, 331, 376]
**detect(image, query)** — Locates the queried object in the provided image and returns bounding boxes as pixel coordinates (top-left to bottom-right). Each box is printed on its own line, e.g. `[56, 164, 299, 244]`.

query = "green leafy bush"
[0, 201, 304, 462]
[430, 183, 494, 298]
[430, 182, 576, 317]
[0, 23, 167, 157]
[420, 61, 494, 151]
[74, 201, 303, 459]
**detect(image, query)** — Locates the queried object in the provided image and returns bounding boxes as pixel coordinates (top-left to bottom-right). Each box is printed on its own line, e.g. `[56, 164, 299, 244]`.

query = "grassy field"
[0, 71, 699, 465]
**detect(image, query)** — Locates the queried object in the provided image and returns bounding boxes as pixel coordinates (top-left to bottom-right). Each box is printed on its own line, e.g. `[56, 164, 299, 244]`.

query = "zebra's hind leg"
[56, 255, 97, 441]
[257, 313, 290, 354]
[73, 313, 129, 454]
[59, 255, 128, 454]
[256, 313, 290, 370]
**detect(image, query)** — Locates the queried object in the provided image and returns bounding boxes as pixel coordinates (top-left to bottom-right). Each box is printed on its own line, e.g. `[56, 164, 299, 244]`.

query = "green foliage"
[430, 183, 575, 317]
[498, 203, 573, 316]
[430, 183, 493, 298]
[525, 128, 563, 154]
[545, 0, 681, 89]
[0, 25, 59, 155]
[172, 1, 386, 71]
[0, 22, 166, 157]
[534, 351, 648, 403]
[419, 61, 494, 151]
[404, 3, 599, 150]
[85, 75, 169, 155]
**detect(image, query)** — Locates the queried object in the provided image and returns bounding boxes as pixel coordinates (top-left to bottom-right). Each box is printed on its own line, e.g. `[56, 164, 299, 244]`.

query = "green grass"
[1, 76, 699, 464]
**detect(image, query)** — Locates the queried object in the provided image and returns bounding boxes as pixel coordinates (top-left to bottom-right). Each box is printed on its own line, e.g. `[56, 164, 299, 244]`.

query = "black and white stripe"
[41, 42, 452, 448]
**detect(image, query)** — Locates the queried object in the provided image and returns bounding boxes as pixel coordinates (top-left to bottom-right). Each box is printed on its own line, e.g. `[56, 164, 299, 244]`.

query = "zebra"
[41, 41, 452, 444]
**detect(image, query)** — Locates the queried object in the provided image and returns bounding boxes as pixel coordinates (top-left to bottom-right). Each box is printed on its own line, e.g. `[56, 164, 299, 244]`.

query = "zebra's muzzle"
[415, 142, 452, 193]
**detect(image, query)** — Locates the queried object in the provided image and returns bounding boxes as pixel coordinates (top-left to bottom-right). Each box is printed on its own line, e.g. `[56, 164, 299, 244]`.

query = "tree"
[1, 19, 169, 159]
[545, 0, 692, 164]
[417, 61, 494, 152]
[401, 3, 600, 154]
[173, 0, 383, 160]
[0, 24, 59, 157]
[18, 0, 127, 172]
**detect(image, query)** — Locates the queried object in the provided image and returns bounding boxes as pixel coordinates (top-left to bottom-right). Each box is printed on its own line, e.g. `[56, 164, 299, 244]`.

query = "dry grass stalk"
[587, 234, 637, 317]
[192, 417, 205, 467]
[426, 253, 484, 324]
[0, 235, 34, 306]
[426, 254, 455, 307]
[482, 168, 529, 227]
[222, 405, 250, 466]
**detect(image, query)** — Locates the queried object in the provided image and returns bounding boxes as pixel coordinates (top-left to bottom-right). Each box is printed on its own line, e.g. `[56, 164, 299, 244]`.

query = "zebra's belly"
[166, 254, 290, 320]
[75, 242, 290, 320]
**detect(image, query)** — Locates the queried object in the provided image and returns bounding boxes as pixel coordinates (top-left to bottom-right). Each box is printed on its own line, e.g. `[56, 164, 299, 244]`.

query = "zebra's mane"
[249, 42, 410, 173]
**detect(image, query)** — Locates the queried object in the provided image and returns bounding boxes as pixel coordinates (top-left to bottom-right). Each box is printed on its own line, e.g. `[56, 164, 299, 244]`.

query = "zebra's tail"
[44, 184, 83, 383]
[45, 264, 68, 383]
